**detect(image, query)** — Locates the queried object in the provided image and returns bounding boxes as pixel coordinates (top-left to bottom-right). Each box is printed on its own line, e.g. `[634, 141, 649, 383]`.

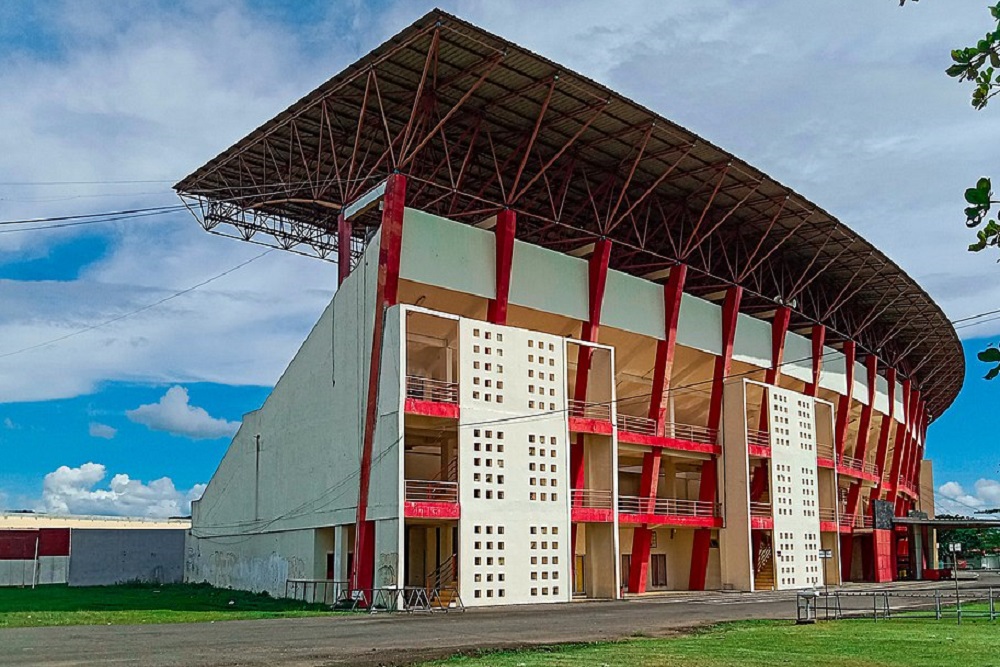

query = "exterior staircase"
[425, 554, 464, 612]
[754, 539, 775, 591]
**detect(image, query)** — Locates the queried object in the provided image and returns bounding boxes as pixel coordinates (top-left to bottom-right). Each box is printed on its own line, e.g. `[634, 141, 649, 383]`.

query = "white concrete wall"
[456, 320, 572, 606]
[769, 387, 822, 590]
[396, 209, 907, 423]
[187, 234, 394, 597]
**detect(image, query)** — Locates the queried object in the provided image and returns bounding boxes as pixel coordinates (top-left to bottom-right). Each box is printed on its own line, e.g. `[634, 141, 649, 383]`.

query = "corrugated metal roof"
[175, 9, 962, 418]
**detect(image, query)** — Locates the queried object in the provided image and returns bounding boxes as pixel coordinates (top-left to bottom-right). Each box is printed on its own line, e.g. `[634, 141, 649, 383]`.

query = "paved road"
[4, 578, 995, 667]
[0, 592, 799, 667]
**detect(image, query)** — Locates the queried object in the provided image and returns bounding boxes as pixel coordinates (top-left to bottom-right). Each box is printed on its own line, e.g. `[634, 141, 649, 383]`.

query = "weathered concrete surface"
[69, 529, 186, 586]
[0, 593, 800, 667]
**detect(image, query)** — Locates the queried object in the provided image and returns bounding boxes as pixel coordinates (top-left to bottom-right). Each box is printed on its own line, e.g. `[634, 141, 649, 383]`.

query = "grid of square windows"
[527, 433, 560, 503]
[471, 523, 506, 600]
[528, 524, 561, 597]
[526, 339, 558, 412]
[470, 327, 505, 405]
[471, 428, 506, 501]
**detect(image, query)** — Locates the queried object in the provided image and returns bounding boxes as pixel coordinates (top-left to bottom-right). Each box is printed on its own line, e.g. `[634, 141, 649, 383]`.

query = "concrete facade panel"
[69, 529, 184, 586]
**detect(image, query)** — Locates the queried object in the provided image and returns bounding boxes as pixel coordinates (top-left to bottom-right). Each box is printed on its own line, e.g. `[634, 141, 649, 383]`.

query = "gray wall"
[69, 529, 185, 586]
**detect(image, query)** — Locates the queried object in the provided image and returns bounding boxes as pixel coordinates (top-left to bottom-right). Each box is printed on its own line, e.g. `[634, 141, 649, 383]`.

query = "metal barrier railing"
[618, 496, 718, 517]
[664, 422, 718, 445]
[818, 508, 838, 522]
[747, 429, 771, 447]
[405, 375, 459, 403]
[616, 413, 657, 435]
[568, 399, 612, 422]
[816, 443, 836, 460]
[285, 579, 347, 605]
[570, 488, 614, 509]
[750, 501, 772, 518]
[405, 479, 459, 503]
[797, 587, 1000, 624]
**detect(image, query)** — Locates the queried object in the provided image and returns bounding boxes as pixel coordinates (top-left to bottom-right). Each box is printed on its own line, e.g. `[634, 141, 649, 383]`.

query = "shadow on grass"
[0, 582, 329, 614]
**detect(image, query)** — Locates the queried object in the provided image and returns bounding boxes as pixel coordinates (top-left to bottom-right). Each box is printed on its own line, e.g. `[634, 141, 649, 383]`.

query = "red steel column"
[834, 341, 857, 461]
[350, 173, 406, 595]
[884, 378, 912, 508]
[628, 265, 686, 595]
[337, 213, 352, 286]
[647, 265, 688, 434]
[486, 209, 516, 325]
[895, 389, 921, 515]
[906, 401, 926, 488]
[873, 368, 897, 501]
[570, 239, 611, 569]
[804, 324, 826, 397]
[627, 451, 662, 594]
[689, 285, 742, 591]
[842, 354, 878, 580]
[570, 239, 612, 491]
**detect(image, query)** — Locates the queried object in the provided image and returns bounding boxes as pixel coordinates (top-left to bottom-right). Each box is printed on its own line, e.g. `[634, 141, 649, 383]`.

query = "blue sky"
[0, 0, 998, 516]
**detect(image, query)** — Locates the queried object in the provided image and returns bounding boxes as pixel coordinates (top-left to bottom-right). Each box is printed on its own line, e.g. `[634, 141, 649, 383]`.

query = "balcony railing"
[664, 422, 718, 445]
[618, 496, 719, 518]
[750, 501, 772, 518]
[818, 508, 838, 523]
[405, 480, 458, 503]
[616, 413, 657, 435]
[747, 429, 771, 447]
[838, 455, 879, 477]
[568, 399, 612, 422]
[405, 376, 459, 404]
[816, 443, 836, 460]
[570, 488, 613, 509]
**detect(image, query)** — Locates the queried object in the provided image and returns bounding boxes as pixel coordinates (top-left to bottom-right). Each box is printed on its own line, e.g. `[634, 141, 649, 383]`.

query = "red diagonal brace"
[690, 286, 741, 591]
[487, 209, 516, 324]
[350, 173, 406, 595]
[647, 265, 688, 433]
[337, 213, 352, 286]
[873, 368, 897, 501]
[805, 324, 826, 397]
[834, 341, 856, 461]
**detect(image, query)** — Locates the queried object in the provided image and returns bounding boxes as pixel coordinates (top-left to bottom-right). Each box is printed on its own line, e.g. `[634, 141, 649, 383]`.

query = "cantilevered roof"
[175, 9, 963, 418]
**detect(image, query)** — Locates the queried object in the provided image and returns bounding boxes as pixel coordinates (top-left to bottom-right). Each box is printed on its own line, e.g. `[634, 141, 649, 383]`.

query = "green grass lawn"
[0, 583, 339, 628]
[422, 619, 1000, 667]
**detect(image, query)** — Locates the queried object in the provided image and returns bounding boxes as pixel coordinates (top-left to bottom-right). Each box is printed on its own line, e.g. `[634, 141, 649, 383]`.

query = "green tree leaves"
[977, 345, 1000, 380]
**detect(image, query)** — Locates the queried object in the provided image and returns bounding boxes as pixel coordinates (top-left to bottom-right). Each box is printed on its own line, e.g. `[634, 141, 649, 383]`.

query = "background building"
[0, 512, 189, 587]
[176, 10, 959, 605]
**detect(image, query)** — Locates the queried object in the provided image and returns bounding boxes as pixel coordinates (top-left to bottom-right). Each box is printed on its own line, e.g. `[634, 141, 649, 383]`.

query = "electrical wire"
[0, 249, 273, 360]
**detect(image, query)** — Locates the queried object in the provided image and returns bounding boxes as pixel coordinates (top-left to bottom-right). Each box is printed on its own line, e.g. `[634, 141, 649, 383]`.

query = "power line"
[0, 249, 273, 360]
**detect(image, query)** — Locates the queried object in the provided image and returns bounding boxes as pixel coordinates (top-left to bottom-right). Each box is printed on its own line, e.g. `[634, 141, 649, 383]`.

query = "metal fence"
[797, 587, 1000, 624]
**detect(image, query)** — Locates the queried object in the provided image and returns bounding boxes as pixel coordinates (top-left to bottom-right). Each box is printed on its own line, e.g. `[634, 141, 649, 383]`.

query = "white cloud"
[40, 462, 202, 518]
[937, 479, 1000, 516]
[88, 421, 117, 439]
[126, 386, 238, 440]
[3, 417, 16, 429]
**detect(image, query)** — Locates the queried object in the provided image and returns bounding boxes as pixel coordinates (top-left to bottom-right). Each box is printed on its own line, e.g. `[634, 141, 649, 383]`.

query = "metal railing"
[616, 413, 657, 435]
[838, 455, 879, 477]
[818, 508, 838, 523]
[426, 553, 458, 591]
[618, 496, 718, 517]
[797, 587, 1000, 624]
[570, 488, 614, 509]
[568, 399, 612, 422]
[750, 501, 772, 518]
[405, 479, 459, 503]
[405, 375, 459, 403]
[747, 429, 771, 447]
[285, 578, 347, 605]
[664, 422, 718, 445]
[816, 443, 836, 460]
